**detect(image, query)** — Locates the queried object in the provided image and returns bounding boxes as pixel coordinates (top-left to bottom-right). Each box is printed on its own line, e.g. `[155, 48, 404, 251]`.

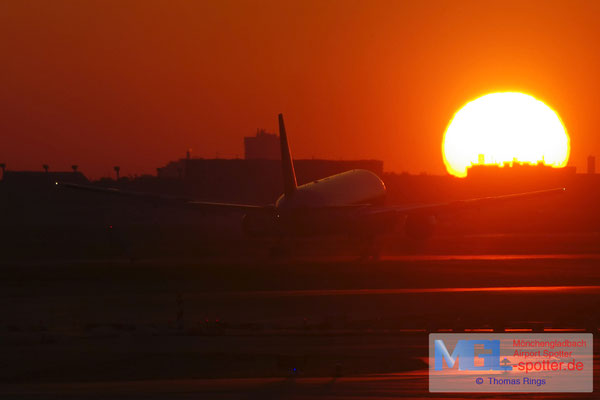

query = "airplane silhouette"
[58, 114, 564, 258]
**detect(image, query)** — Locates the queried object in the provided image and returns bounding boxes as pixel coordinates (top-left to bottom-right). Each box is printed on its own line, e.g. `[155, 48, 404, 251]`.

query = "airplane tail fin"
[278, 113, 297, 196]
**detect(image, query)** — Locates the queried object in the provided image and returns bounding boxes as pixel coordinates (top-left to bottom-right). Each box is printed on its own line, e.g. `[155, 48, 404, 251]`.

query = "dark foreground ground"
[2, 233, 600, 399]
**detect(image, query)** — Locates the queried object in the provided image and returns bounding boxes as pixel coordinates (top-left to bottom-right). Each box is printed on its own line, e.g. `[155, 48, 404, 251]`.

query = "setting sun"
[442, 92, 570, 178]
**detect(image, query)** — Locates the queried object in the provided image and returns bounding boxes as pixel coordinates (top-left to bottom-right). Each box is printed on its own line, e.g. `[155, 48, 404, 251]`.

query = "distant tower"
[43, 164, 49, 173]
[0, 163, 5, 179]
[71, 165, 78, 173]
[186, 148, 191, 160]
[478, 154, 485, 165]
[587, 156, 596, 174]
[114, 166, 120, 180]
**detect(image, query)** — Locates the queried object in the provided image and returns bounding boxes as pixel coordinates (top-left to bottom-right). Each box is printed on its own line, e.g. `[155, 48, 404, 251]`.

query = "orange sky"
[1, 0, 599, 179]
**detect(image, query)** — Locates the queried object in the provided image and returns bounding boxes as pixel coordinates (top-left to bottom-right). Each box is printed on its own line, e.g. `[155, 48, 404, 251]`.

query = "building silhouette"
[244, 129, 280, 160]
[157, 157, 384, 204]
[155, 131, 384, 203]
[467, 162, 576, 180]
[587, 156, 595, 174]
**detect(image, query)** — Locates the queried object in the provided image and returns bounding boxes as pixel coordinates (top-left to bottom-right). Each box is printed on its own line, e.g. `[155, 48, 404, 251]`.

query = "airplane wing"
[361, 187, 566, 216]
[56, 182, 271, 213]
[185, 200, 272, 212]
[57, 182, 564, 215]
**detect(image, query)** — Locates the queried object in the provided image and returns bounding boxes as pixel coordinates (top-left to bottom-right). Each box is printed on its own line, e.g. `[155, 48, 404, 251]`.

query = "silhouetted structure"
[157, 158, 384, 203]
[114, 166, 120, 180]
[71, 165, 78, 173]
[467, 162, 576, 181]
[4, 160, 600, 239]
[0, 163, 5, 180]
[43, 164, 49, 173]
[2, 171, 88, 186]
[244, 129, 279, 160]
[587, 156, 595, 174]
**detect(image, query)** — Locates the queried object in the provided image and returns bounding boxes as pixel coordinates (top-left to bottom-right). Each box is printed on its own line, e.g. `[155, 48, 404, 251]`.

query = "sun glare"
[442, 92, 570, 178]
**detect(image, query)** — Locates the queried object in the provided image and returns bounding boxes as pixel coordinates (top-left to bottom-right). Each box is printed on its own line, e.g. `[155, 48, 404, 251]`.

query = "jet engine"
[404, 213, 436, 240]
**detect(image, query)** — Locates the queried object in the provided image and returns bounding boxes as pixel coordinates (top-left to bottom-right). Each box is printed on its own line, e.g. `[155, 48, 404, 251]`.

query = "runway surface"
[4, 367, 600, 399]
[9, 251, 600, 267]
[199, 285, 600, 298]
[1, 250, 599, 398]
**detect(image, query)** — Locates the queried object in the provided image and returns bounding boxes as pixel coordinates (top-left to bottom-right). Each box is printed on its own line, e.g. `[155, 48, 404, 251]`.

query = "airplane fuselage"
[243, 169, 390, 237]
[275, 169, 386, 208]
